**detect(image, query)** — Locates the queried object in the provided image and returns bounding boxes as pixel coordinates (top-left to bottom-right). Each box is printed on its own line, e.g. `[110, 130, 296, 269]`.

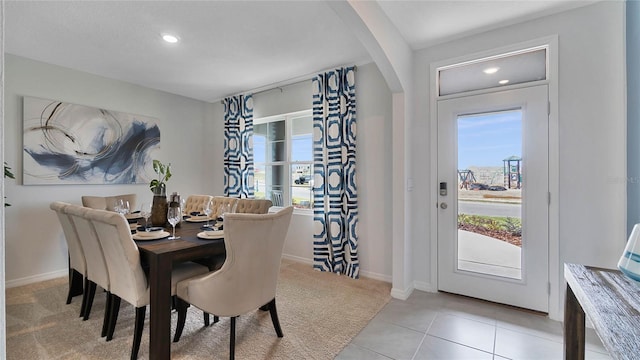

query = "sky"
[457, 109, 522, 169]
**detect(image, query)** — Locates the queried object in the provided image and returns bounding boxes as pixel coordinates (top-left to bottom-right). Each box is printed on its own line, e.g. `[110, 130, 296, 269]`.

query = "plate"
[186, 216, 212, 223]
[126, 213, 142, 220]
[197, 230, 224, 240]
[136, 226, 163, 232]
[133, 230, 170, 241]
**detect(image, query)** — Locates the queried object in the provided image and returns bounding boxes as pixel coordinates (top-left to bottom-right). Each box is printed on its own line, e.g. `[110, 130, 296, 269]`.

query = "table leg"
[564, 284, 585, 360]
[149, 253, 173, 360]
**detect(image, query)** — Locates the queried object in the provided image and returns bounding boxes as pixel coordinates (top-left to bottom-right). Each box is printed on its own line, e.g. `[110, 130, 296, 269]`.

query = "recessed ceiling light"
[162, 34, 179, 43]
[483, 67, 499, 74]
[499, 80, 509, 85]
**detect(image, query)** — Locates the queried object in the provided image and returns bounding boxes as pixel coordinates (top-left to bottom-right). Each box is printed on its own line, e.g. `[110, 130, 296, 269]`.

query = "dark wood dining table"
[135, 218, 225, 360]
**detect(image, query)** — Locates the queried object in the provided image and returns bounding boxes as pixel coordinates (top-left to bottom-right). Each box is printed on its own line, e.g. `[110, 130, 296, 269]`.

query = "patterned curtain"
[224, 94, 254, 198]
[312, 66, 359, 279]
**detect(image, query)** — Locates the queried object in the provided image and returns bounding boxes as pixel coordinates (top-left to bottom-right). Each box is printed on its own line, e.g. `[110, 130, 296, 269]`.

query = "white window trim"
[254, 109, 314, 215]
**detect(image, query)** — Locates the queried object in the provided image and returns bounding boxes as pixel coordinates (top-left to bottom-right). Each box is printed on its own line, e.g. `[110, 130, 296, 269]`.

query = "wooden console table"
[564, 263, 640, 360]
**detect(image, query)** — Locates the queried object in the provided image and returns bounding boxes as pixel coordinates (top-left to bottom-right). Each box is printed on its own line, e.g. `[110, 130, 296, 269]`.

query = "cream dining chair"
[64, 203, 114, 340]
[183, 194, 213, 215]
[173, 206, 294, 360]
[81, 193, 137, 211]
[85, 207, 209, 360]
[50, 201, 87, 313]
[211, 196, 239, 217]
[234, 198, 272, 214]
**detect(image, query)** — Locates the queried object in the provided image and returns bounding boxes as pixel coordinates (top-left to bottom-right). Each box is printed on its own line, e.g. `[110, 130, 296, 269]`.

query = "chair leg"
[204, 312, 210, 326]
[131, 306, 146, 360]
[101, 292, 113, 337]
[83, 281, 97, 321]
[173, 298, 189, 342]
[80, 277, 90, 318]
[106, 296, 121, 341]
[259, 304, 269, 311]
[67, 269, 81, 305]
[230, 316, 236, 360]
[268, 298, 283, 337]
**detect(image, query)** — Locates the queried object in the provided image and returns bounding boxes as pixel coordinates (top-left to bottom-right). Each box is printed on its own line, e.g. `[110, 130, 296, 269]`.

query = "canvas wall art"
[23, 96, 160, 185]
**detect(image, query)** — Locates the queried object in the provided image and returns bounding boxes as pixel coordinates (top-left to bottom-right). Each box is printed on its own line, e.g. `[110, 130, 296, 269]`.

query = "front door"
[437, 85, 549, 312]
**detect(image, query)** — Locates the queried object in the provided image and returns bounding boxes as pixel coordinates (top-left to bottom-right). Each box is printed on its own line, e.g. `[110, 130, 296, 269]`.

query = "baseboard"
[414, 280, 437, 293]
[390, 285, 414, 300]
[281, 254, 391, 283]
[282, 254, 312, 265]
[7, 269, 67, 289]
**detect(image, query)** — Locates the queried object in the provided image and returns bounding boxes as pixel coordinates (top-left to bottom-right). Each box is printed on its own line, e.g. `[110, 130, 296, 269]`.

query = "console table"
[564, 263, 640, 360]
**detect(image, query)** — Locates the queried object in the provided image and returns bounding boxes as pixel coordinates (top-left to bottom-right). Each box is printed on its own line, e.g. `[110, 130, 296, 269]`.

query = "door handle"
[440, 202, 448, 209]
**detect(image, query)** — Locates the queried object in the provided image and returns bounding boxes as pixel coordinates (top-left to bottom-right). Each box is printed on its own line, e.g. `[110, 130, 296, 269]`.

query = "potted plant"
[149, 159, 172, 196]
[149, 160, 171, 226]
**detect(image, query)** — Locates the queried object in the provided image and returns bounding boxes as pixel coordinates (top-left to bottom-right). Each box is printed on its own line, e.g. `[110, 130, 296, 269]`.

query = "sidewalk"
[458, 230, 522, 279]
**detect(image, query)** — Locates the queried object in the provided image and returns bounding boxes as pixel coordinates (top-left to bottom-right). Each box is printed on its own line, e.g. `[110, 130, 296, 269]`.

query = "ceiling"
[5, 1, 595, 103]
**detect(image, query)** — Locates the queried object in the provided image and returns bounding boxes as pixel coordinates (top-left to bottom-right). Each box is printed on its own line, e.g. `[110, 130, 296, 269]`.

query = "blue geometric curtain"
[224, 94, 254, 198]
[312, 66, 359, 279]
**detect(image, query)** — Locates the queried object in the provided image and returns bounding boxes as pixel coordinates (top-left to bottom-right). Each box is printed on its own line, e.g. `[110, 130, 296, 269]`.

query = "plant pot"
[151, 190, 168, 226]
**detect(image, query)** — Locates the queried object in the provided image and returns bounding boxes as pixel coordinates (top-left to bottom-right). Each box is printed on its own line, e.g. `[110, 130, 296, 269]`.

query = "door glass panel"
[457, 109, 522, 280]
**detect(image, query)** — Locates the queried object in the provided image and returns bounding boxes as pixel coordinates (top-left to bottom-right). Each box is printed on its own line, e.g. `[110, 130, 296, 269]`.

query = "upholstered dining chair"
[85, 207, 209, 360]
[50, 201, 87, 313]
[64, 203, 113, 338]
[173, 206, 294, 360]
[183, 194, 213, 215]
[234, 198, 272, 214]
[81, 193, 137, 211]
[211, 196, 239, 216]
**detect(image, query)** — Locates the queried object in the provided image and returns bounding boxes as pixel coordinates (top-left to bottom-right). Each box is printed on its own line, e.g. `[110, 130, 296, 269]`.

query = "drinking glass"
[140, 203, 152, 231]
[116, 199, 130, 216]
[203, 200, 213, 228]
[167, 207, 181, 240]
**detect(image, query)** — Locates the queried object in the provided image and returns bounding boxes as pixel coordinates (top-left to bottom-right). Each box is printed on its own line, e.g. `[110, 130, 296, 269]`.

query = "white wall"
[4, 55, 213, 285]
[411, 1, 626, 317]
[206, 63, 394, 281]
[5, 57, 394, 285]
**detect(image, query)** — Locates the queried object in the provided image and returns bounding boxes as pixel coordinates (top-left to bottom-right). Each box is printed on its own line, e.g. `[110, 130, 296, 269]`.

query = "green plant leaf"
[165, 164, 172, 182]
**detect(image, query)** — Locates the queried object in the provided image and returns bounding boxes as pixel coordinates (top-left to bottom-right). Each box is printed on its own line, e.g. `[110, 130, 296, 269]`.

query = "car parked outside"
[294, 175, 311, 185]
[469, 183, 488, 190]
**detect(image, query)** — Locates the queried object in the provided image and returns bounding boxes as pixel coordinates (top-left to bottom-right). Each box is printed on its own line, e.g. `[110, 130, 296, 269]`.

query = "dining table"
[134, 216, 225, 360]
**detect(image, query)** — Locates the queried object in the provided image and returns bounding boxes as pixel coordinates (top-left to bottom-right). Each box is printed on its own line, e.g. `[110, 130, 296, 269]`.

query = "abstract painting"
[23, 97, 160, 185]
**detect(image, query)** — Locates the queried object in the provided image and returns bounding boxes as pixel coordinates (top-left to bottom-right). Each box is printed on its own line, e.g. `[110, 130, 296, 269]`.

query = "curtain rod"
[219, 64, 358, 104]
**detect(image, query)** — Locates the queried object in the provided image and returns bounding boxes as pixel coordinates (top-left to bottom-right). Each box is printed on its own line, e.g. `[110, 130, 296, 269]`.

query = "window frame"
[253, 109, 313, 214]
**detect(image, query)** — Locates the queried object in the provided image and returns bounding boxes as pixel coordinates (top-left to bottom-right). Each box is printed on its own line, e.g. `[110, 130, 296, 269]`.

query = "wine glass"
[167, 207, 181, 240]
[115, 199, 130, 216]
[203, 200, 213, 228]
[139, 203, 152, 231]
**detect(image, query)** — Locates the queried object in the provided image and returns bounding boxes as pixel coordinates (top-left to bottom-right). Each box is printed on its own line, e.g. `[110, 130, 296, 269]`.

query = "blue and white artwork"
[23, 97, 160, 185]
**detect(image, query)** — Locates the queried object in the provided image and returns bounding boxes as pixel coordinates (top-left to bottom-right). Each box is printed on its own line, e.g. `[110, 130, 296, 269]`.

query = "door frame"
[428, 35, 561, 320]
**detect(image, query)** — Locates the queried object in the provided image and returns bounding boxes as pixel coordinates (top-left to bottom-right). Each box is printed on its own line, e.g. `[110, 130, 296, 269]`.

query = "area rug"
[6, 259, 391, 359]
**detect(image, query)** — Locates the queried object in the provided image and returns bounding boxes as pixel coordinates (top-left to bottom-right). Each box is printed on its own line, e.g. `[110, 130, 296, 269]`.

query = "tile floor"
[336, 290, 610, 360]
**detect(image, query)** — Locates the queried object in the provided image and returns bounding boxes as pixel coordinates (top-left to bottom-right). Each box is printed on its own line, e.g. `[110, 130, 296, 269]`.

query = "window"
[253, 110, 313, 210]
[438, 46, 547, 96]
